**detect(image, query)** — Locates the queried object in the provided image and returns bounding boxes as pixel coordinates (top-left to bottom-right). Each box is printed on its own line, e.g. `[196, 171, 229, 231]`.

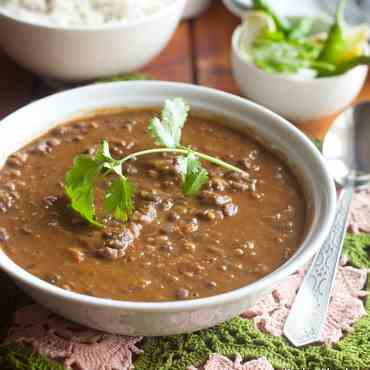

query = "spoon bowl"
[323, 102, 370, 187]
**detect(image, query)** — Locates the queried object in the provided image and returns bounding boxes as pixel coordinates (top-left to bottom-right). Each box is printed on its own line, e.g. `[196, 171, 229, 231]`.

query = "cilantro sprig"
[177, 153, 209, 196]
[65, 155, 103, 227]
[64, 141, 134, 227]
[148, 98, 189, 148]
[64, 98, 247, 226]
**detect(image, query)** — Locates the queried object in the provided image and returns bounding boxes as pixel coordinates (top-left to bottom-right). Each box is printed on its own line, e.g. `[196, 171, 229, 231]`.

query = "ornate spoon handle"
[283, 186, 354, 347]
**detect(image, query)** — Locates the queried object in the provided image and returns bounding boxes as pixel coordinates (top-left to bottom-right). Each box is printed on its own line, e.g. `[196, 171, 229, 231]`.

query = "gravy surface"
[0, 109, 306, 301]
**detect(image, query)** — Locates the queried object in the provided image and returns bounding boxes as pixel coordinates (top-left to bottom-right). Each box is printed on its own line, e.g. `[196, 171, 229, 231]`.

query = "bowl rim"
[223, 0, 329, 20]
[0, 81, 337, 312]
[231, 20, 369, 83]
[0, 0, 185, 31]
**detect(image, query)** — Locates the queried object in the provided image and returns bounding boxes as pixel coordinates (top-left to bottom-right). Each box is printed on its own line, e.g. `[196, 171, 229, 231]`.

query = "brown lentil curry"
[0, 109, 306, 301]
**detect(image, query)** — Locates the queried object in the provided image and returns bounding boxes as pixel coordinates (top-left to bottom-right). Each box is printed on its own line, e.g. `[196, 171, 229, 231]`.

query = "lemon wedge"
[239, 11, 276, 59]
[339, 24, 369, 63]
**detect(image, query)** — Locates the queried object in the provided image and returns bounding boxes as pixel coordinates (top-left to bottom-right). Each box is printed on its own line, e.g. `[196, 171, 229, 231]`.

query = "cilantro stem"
[64, 98, 249, 226]
[119, 148, 247, 175]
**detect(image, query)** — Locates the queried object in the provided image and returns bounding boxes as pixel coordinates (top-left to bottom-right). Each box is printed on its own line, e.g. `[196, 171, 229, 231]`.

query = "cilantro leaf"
[104, 177, 135, 222]
[148, 117, 176, 149]
[251, 31, 322, 74]
[148, 98, 190, 148]
[95, 140, 113, 162]
[96, 140, 123, 176]
[177, 153, 209, 196]
[64, 99, 246, 227]
[64, 141, 128, 226]
[64, 155, 102, 227]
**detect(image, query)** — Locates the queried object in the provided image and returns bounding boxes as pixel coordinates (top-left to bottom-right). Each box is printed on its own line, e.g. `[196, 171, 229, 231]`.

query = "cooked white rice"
[0, 0, 173, 26]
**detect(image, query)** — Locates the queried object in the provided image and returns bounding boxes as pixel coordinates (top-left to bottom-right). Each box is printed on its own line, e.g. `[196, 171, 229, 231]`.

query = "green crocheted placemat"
[135, 233, 370, 370]
[0, 79, 369, 369]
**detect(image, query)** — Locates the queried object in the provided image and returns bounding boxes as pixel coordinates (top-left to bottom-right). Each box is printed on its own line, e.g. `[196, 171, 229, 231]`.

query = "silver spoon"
[283, 101, 370, 347]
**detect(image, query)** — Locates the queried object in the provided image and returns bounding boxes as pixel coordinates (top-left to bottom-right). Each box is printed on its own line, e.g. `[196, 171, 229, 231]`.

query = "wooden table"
[1, 1, 370, 140]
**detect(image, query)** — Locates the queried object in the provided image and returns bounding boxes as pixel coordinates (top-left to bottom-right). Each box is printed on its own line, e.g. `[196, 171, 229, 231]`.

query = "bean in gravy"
[0, 109, 306, 301]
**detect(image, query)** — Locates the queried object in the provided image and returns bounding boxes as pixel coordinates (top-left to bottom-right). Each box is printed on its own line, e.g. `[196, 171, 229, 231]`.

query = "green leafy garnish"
[96, 73, 152, 83]
[246, 0, 370, 77]
[251, 31, 322, 74]
[65, 141, 135, 226]
[177, 153, 209, 196]
[64, 98, 247, 227]
[312, 138, 323, 152]
[95, 140, 113, 162]
[95, 140, 123, 175]
[104, 177, 135, 222]
[64, 156, 103, 227]
[148, 98, 190, 148]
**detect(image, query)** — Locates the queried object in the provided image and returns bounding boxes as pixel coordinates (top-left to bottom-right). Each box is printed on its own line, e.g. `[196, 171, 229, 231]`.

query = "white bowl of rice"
[0, 0, 186, 81]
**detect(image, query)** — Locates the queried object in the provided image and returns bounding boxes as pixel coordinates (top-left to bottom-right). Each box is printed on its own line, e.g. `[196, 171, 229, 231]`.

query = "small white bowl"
[0, 0, 185, 81]
[0, 81, 336, 336]
[231, 23, 369, 123]
[183, 0, 211, 19]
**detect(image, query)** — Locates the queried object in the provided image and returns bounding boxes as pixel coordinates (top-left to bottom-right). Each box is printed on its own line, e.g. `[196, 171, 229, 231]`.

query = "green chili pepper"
[318, 0, 370, 73]
[318, 55, 370, 77]
[310, 60, 336, 76]
[318, 0, 357, 65]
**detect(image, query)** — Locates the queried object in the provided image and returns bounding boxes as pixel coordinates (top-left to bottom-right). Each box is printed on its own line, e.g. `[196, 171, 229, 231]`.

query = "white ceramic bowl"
[0, 81, 336, 336]
[182, 0, 211, 19]
[231, 24, 369, 123]
[0, 0, 185, 81]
